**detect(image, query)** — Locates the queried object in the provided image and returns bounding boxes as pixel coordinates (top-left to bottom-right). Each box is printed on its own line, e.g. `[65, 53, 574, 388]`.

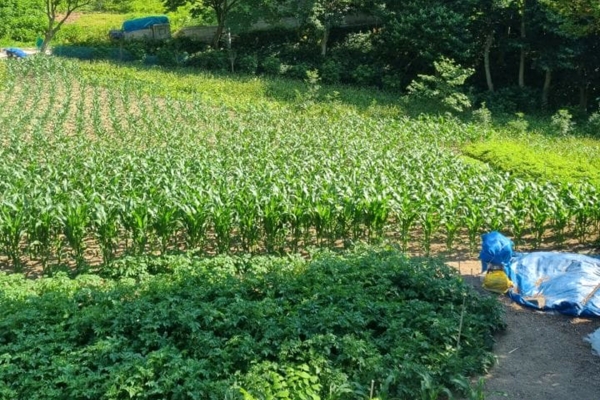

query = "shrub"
[550, 109, 575, 136]
[185, 49, 229, 71]
[588, 106, 600, 136]
[407, 57, 474, 113]
[472, 102, 492, 127]
[319, 59, 342, 84]
[480, 86, 541, 115]
[381, 71, 404, 91]
[351, 63, 379, 86]
[260, 54, 281, 75]
[237, 54, 258, 74]
[506, 112, 529, 135]
[286, 62, 312, 80]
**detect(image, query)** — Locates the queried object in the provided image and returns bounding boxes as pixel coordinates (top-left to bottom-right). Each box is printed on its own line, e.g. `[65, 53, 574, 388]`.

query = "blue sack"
[479, 231, 514, 272]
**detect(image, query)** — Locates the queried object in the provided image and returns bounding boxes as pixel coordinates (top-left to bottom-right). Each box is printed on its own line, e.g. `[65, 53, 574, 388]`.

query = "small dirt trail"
[448, 259, 600, 400]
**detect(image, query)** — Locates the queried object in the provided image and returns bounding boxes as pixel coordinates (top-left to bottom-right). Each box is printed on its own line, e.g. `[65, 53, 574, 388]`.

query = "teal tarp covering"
[505, 252, 600, 317]
[122, 16, 169, 32]
[480, 231, 600, 317]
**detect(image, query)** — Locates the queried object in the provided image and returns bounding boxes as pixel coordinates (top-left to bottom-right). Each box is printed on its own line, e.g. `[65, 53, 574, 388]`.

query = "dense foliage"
[0, 247, 505, 399]
[0, 0, 45, 42]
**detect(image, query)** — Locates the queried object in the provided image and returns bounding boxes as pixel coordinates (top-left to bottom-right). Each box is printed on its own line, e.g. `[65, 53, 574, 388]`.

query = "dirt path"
[449, 259, 600, 400]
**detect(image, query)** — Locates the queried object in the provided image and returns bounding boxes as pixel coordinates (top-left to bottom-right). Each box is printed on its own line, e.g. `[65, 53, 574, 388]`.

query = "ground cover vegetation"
[0, 247, 504, 399]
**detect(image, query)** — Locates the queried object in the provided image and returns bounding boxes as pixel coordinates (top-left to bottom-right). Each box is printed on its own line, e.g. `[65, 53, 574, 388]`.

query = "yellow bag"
[483, 270, 513, 294]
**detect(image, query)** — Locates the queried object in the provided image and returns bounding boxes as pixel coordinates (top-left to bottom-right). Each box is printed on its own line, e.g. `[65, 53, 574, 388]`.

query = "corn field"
[0, 57, 598, 272]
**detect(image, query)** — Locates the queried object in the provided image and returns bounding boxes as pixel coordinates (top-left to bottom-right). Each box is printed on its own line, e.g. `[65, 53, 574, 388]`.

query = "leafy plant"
[551, 109, 575, 136]
[407, 57, 474, 112]
[0, 247, 505, 399]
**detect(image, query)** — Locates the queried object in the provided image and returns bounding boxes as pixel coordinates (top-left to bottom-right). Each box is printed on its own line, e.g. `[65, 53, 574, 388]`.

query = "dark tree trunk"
[212, 17, 225, 48]
[484, 33, 494, 92]
[40, 29, 55, 54]
[542, 69, 551, 110]
[579, 85, 588, 112]
[321, 26, 330, 56]
[519, 0, 526, 88]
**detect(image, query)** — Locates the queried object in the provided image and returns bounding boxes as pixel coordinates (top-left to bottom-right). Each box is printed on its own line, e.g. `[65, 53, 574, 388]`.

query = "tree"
[370, 0, 476, 88]
[541, 0, 600, 34]
[407, 57, 475, 112]
[470, 0, 513, 92]
[288, 0, 363, 56]
[164, 0, 252, 47]
[40, 0, 92, 53]
[528, 2, 580, 109]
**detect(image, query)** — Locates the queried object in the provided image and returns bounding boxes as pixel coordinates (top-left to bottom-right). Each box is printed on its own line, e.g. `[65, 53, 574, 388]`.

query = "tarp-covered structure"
[505, 252, 600, 317]
[123, 16, 169, 33]
[480, 231, 600, 317]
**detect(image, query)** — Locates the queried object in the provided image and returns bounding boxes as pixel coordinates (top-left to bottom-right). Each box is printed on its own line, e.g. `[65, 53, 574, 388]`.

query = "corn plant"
[59, 192, 89, 270]
[0, 196, 26, 271]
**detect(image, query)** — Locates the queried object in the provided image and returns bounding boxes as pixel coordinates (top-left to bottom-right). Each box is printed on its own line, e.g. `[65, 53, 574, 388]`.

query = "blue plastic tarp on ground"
[5, 48, 28, 58]
[504, 252, 600, 317]
[122, 16, 169, 32]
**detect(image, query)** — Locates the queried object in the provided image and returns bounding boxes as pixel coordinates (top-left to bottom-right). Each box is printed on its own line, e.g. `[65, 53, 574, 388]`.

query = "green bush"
[237, 54, 258, 74]
[550, 109, 575, 136]
[479, 86, 542, 115]
[319, 59, 342, 84]
[0, 247, 504, 399]
[472, 102, 492, 127]
[351, 63, 379, 86]
[588, 106, 600, 136]
[407, 57, 474, 113]
[260, 54, 281, 75]
[286, 62, 312, 80]
[506, 112, 529, 134]
[185, 48, 229, 71]
[0, 0, 45, 43]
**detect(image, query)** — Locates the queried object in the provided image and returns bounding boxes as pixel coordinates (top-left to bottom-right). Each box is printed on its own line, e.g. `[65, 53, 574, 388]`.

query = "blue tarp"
[122, 16, 169, 32]
[479, 231, 600, 317]
[5, 48, 28, 58]
[505, 251, 600, 317]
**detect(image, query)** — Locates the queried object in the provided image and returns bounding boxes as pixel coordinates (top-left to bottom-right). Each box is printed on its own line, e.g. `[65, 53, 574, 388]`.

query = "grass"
[74, 59, 404, 117]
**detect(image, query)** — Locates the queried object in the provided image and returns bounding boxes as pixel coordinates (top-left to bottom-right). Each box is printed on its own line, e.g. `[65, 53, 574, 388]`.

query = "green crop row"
[0, 247, 504, 399]
[0, 57, 599, 274]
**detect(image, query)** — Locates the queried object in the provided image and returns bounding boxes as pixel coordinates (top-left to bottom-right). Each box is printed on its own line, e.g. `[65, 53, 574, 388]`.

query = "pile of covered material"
[480, 231, 600, 317]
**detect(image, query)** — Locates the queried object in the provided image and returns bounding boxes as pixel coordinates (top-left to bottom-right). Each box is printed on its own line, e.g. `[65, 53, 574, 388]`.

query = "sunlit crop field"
[0, 57, 598, 273]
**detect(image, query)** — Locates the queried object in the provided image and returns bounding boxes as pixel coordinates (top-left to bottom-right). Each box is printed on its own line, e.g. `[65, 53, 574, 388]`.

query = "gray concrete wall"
[177, 14, 379, 43]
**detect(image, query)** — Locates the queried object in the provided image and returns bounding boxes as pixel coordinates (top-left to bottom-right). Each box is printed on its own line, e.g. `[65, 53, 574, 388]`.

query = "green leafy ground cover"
[464, 137, 600, 187]
[0, 247, 504, 399]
